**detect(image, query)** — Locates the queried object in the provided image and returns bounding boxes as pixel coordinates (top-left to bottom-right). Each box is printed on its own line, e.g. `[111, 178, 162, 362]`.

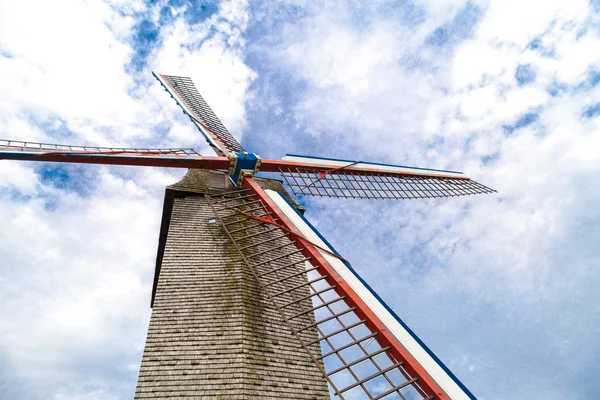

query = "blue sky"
[1, 0, 599, 399]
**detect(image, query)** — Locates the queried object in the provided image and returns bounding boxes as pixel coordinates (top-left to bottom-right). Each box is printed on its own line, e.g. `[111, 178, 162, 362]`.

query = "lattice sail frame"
[0, 138, 232, 169]
[0, 138, 200, 155]
[154, 73, 246, 156]
[269, 155, 495, 200]
[206, 178, 476, 400]
[278, 166, 494, 199]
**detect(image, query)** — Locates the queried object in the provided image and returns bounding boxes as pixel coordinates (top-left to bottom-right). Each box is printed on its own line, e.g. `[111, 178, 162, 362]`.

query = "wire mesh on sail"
[279, 166, 495, 199]
[207, 189, 436, 400]
[159, 74, 245, 154]
[0, 139, 200, 155]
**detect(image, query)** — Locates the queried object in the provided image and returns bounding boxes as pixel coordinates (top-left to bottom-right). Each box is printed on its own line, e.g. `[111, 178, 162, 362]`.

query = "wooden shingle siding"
[135, 170, 330, 399]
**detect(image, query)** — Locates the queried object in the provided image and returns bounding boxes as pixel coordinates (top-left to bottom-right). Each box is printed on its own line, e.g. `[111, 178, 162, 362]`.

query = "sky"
[0, 0, 599, 399]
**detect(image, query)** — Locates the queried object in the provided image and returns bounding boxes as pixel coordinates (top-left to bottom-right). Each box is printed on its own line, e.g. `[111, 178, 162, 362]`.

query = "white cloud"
[0, 169, 161, 396]
[0, 161, 40, 193]
[476, 0, 590, 46]
[0, 0, 143, 142]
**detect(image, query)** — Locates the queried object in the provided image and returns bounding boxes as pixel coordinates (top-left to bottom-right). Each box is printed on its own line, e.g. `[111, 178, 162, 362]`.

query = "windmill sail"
[0, 139, 231, 169]
[0, 138, 200, 155]
[262, 154, 494, 199]
[207, 177, 475, 400]
[154, 72, 246, 156]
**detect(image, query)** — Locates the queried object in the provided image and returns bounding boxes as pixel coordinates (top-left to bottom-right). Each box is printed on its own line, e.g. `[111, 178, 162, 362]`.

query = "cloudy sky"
[1, 0, 599, 399]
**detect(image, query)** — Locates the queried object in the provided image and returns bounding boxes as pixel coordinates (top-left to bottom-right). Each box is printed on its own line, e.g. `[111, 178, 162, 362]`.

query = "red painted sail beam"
[0, 150, 469, 181]
[242, 176, 449, 399]
[0, 151, 231, 170]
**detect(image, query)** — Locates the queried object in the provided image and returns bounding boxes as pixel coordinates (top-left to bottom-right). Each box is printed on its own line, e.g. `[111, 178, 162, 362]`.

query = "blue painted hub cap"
[229, 152, 260, 186]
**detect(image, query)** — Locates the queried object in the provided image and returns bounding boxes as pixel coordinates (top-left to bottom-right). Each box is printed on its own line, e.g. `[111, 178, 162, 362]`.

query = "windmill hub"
[228, 151, 261, 186]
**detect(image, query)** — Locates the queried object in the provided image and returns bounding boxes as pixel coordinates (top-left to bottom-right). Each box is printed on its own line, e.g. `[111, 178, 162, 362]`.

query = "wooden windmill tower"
[0, 72, 494, 399]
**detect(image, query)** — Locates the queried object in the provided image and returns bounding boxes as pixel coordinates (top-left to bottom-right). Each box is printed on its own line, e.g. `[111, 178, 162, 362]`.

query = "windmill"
[0, 72, 494, 400]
